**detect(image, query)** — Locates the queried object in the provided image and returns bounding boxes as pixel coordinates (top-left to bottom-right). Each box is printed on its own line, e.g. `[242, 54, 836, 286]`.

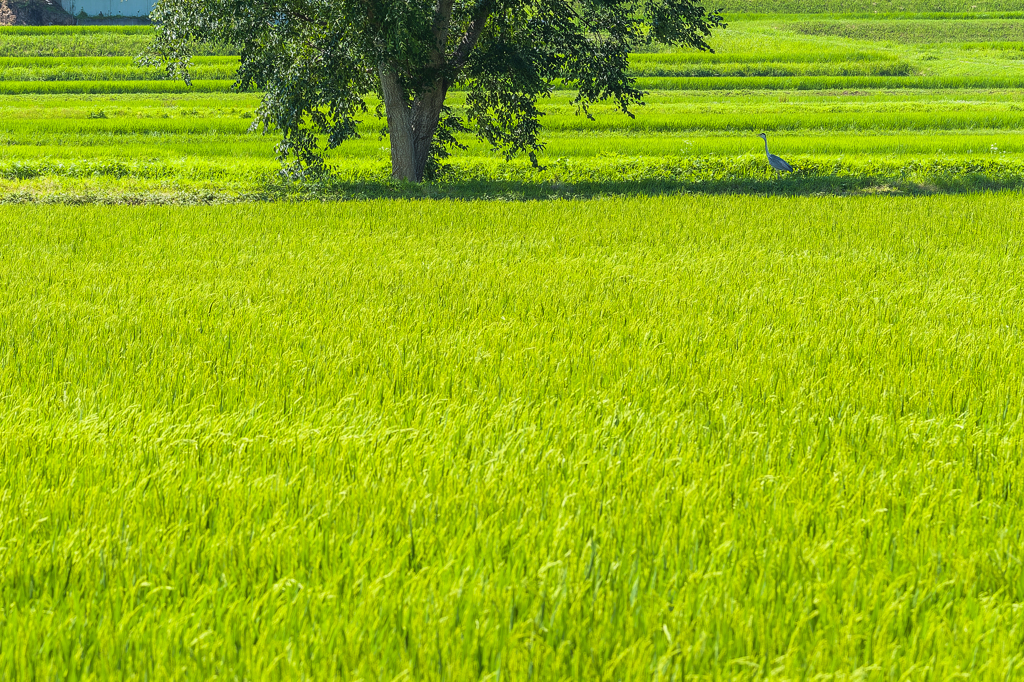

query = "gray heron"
[758, 133, 793, 176]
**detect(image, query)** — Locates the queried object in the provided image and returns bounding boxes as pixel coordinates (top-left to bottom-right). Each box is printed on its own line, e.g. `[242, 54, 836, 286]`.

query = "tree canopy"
[150, 0, 724, 181]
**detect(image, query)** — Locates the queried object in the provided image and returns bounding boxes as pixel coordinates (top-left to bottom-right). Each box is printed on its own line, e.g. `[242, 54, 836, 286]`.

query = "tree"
[150, 0, 723, 182]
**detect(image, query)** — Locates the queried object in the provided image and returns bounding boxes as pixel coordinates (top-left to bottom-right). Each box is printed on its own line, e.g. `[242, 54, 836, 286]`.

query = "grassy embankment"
[3, 196, 1024, 679]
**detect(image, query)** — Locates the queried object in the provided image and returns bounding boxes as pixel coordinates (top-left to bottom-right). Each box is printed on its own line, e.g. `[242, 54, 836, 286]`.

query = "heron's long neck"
[763, 137, 770, 156]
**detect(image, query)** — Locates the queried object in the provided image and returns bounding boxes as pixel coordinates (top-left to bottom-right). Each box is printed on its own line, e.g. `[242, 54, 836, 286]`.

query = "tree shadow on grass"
[3, 170, 1022, 205]
[271, 172, 1024, 202]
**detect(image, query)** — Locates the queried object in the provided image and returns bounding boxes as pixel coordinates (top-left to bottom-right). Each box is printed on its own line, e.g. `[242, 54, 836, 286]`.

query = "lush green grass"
[2, 197, 1024, 679]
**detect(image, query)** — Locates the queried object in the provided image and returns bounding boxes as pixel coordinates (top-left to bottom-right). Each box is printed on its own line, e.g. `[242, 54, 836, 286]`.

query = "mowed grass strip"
[1, 196, 1024, 679]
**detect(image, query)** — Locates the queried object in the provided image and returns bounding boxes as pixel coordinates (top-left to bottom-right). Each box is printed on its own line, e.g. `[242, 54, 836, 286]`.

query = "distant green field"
[1, 10, 1024, 199]
[3, 196, 1024, 679]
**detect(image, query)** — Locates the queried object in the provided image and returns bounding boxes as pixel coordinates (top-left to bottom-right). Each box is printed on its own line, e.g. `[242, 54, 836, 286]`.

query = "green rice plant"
[0, 22, 1021, 197]
[538, 108, 1024, 133]
[0, 157, 278, 182]
[0, 115, 251, 135]
[627, 74, 1024, 90]
[0, 25, 153, 35]
[0, 55, 238, 67]
[0, 34, 153, 57]
[5, 105, 1020, 138]
[628, 61, 914, 77]
[0, 79, 237, 95]
[0, 63, 238, 82]
[5, 130, 1023, 179]
[533, 131, 1024, 158]
[0, 91, 260, 113]
[793, 19, 1024, 43]
[2, 87, 1021, 121]
[952, 41, 1024, 51]
[406, 153, 1024, 191]
[0, 34, 236, 58]
[3, 147, 1024, 200]
[2, 197, 1024, 679]
[628, 50, 899, 64]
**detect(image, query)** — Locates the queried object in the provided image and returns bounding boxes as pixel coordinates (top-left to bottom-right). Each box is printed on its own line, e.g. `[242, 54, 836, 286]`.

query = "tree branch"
[450, 0, 495, 71]
[280, 6, 327, 30]
[433, 0, 456, 57]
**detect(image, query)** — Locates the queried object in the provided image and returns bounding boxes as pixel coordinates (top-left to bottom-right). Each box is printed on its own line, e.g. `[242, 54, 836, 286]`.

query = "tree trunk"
[410, 85, 447, 182]
[380, 65, 449, 182]
[379, 65, 417, 182]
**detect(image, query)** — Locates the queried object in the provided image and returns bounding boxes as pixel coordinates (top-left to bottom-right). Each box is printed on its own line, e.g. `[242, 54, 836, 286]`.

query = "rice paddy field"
[2, 3, 1024, 680]
[0, 7, 1023, 199]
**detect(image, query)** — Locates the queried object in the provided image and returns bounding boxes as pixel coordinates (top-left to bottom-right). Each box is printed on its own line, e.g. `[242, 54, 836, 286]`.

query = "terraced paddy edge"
[2, 196, 1024, 680]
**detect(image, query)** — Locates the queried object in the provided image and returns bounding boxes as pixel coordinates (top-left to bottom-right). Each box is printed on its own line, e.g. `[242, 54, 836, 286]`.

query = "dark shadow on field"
[3, 171, 1022, 206]
[263, 173, 1024, 201]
